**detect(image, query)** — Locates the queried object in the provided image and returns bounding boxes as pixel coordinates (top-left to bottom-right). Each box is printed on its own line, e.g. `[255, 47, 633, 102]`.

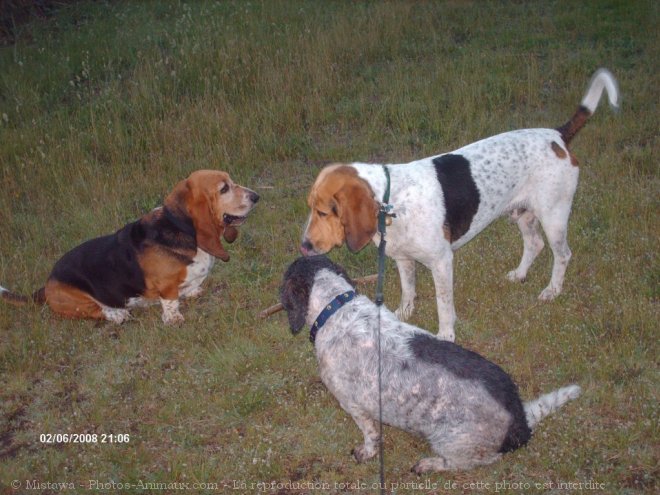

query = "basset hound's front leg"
[160, 298, 184, 325]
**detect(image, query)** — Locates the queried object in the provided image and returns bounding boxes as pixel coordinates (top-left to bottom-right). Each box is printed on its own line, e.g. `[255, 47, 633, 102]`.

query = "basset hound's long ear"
[335, 181, 378, 253]
[188, 181, 230, 261]
[164, 174, 230, 261]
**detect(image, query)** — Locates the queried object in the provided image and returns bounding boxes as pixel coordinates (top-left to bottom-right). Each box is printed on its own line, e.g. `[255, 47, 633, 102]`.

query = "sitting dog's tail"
[557, 68, 619, 145]
[524, 384, 581, 430]
[0, 285, 46, 306]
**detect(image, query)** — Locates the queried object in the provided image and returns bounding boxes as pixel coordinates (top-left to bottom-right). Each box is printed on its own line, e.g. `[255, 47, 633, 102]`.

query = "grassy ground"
[0, 1, 657, 493]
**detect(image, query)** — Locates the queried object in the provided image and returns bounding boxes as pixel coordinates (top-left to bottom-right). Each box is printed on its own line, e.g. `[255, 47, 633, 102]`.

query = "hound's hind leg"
[412, 450, 501, 473]
[413, 434, 502, 473]
[507, 209, 544, 282]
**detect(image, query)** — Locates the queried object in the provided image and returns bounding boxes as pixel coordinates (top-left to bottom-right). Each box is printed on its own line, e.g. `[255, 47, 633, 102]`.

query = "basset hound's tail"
[557, 68, 619, 145]
[0, 285, 46, 306]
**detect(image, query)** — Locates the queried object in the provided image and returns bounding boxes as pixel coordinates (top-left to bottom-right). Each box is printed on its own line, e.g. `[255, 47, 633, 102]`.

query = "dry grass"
[0, 1, 658, 494]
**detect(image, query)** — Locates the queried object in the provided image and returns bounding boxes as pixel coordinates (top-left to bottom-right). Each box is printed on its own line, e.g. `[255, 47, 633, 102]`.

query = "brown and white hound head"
[301, 164, 378, 256]
[165, 170, 259, 261]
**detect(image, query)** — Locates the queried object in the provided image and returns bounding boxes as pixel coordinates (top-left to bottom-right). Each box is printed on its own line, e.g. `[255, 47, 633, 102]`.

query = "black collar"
[309, 290, 356, 344]
[163, 206, 196, 238]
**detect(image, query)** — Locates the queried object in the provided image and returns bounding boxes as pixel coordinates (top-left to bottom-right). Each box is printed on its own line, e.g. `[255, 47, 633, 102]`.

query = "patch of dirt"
[0, 405, 28, 459]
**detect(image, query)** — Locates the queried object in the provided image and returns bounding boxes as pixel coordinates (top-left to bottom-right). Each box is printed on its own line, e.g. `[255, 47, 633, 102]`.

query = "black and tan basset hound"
[0, 170, 259, 324]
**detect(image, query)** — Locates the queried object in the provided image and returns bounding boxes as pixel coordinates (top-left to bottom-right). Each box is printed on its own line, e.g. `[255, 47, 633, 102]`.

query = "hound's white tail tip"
[582, 68, 619, 114]
[524, 384, 582, 430]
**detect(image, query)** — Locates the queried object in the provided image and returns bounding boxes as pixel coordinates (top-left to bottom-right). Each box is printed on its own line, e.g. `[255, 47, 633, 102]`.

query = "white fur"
[100, 305, 130, 324]
[581, 68, 619, 113]
[178, 249, 215, 298]
[324, 69, 618, 341]
[524, 384, 582, 429]
[160, 298, 183, 325]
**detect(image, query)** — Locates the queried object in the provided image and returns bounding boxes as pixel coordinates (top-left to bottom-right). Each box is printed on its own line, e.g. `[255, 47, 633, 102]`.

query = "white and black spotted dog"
[280, 256, 581, 472]
[301, 69, 619, 341]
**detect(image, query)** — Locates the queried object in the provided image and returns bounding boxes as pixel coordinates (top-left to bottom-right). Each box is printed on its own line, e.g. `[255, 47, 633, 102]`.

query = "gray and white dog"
[280, 256, 581, 472]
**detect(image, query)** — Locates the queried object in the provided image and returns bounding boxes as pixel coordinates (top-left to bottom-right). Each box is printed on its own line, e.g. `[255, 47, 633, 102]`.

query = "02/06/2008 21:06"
[39, 433, 130, 444]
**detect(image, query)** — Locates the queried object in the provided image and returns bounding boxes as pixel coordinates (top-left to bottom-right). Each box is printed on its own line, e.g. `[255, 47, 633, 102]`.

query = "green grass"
[0, 0, 658, 493]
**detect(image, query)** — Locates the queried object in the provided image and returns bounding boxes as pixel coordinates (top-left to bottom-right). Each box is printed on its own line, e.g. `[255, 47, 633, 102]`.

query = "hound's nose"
[249, 191, 260, 204]
[300, 240, 314, 256]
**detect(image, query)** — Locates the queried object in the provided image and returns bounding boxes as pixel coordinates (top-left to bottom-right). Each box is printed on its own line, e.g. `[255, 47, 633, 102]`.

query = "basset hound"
[300, 69, 619, 341]
[0, 170, 259, 324]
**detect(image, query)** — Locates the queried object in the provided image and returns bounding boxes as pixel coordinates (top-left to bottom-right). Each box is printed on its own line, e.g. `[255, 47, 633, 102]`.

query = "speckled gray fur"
[280, 257, 581, 472]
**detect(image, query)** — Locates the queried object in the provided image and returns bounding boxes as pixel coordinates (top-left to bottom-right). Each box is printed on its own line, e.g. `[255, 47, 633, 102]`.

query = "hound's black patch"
[49, 210, 198, 308]
[50, 224, 147, 308]
[280, 256, 354, 335]
[408, 333, 531, 453]
[433, 154, 480, 243]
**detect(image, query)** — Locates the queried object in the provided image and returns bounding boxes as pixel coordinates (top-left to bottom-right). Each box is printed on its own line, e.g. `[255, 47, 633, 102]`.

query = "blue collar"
[309, 290, 356, 344]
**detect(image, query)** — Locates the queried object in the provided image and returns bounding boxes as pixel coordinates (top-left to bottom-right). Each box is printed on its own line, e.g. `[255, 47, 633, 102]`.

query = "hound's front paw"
[102, 307, 131, 324]
[506, 269, 526, 283]
[160, 299, 184, 325]
[162, 310, 185, 325]
[437, 329, 455, 342]
[351, 445, 376, 463]
[411, 456, 448, 474]
[186, 287, 204, 299]
[538, 285, 559, 301]
[395, 302, 414, 321]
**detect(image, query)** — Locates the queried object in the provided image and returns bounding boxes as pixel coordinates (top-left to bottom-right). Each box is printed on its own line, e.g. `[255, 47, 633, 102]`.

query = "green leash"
[375, 165, 394, 493]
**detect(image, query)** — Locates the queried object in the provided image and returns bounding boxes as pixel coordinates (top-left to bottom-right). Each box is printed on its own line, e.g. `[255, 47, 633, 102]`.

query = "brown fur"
[551, 140, 580, 167]
[551, 141, 567, 159]
[44, 280, 105, 320]
[164, 170, 242, 261]
[1, 170, 258, 323]
[137, 248, 190, 301]
[443, 224, 452, 242]
[556, 106, 592, 145]
[306, 165, 379, 253]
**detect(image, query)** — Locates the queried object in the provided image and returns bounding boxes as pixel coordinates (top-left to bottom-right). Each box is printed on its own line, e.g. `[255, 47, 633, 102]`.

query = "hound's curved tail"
[557, 68, 620, 145]
[524, 384, 581, 430]
[0, 285, 46, 306]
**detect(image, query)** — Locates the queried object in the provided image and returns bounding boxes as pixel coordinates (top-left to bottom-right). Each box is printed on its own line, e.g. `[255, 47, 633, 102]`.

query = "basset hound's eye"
[220, 183, 230, 194]
[317, 210, 328, 218]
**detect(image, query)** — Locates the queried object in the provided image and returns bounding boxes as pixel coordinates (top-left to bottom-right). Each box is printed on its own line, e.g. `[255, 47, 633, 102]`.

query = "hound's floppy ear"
[335, 182, 378, 253]
[279, 277, 310, 334]
[186, 180, 230, 261]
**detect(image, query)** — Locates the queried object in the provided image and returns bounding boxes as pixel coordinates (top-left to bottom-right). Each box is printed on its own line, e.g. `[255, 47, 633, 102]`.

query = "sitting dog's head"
[164, 170, 259, 261]
[279, 256, 354, 333]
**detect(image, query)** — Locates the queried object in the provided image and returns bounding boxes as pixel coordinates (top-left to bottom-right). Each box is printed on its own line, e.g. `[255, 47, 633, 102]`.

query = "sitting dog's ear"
[279, 278, 309, 334]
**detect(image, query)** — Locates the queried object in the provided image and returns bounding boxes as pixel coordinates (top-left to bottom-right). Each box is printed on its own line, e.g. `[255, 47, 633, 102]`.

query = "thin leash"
[375, 165, 394, 494]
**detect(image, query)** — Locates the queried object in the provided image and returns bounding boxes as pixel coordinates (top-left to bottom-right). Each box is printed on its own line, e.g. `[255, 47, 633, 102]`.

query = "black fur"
[408, 333, 531, 453]
[50, 225, 148, 308]
[432, 154, 480, 243]
[280, 256, 354, 333]
[49, 209, 197, 308]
